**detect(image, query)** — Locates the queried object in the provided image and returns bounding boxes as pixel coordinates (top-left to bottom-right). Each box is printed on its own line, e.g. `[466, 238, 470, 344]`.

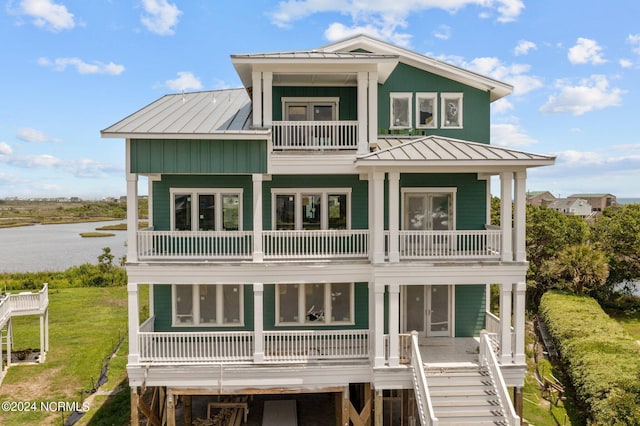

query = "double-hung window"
[171, 189, 242, 231]
[272, 189, 350, 230]
[173, 284, 243, 326]
[276, 282, 354, 325]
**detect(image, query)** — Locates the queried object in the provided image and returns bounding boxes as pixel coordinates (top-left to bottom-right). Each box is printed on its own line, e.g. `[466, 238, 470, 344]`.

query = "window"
[416, 93, 437, 129]
[390, 93, 412, 129]
[401, 188, 456, 231]
[282, 97, 339, 121]
[276, 283, 354, 325]
[441, 93, 463, 128]
[272, 189, 350, 230]
[170, 189, 242, 231]
[173, 284, 243, 326]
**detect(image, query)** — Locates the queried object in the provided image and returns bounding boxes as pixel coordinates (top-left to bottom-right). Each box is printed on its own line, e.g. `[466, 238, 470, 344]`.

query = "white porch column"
[486, 177, 492, 226]
[367, 174, 374, 262]
[128, 282, 140, 364]
[373, 284, 386, 367]
[499, 283, 513, 364]
[357, 72, 369, 155]
[6, 320, 11, 367]
[252, 174, 264, 262]
[388, 171, 400, 263]
[44, 308, 49, 352]
[126, 139, 139, 263]
[253, 283, 265, 363]
[372, 172, 386, 263]
[39, 313, 45, 363]
[514, 171, 527, 262]
[388, 284, 400, 367]
[252, 71, 262, 128]
[263, 72, 273, 127]
[499, 172, 513, 262]
[513, 282, 526, 364]
[148, 284, 155, 318]
[368, 72, 378, 147]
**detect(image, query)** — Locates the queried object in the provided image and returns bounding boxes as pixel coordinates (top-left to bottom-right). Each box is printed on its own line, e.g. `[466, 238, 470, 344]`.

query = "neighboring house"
[548, 198, 592, 217]
[102, 35, 555, 426]
[568, 193, 616, 212]
[526, 190, 555, 207]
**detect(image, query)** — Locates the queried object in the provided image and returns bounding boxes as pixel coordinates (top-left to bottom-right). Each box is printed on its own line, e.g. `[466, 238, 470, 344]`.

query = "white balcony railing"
[389, 230, 502, 260]
[263, 230, 369, 259]
[137, 230, 253, 260]
[480, 332, 520, 426]
[7, 284, 49, 316]
[137, 329, 369, 364]
[272, 121, 358, 150]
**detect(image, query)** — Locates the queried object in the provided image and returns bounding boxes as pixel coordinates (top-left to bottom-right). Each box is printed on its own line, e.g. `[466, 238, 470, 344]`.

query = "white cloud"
[491, 98, 514, 114]
[140, 0, 182, 36]
[568, 37, 606, 65]
[539, 75, 624, 116]
[38, 57, 125, 75]
[491, 123, 538, 147]
[0, 142, 13, 155]
[0, 151, 122, 178]
[17, 0, 75, 31]
[16, 127, 61, 143]
[165, 72, 203, 91]
[514, 39, 536, 56]
[627, 34, 640, 55]
[433, 25, 451, 41]
[271, 0, 523, 46]
[619, 58, 633, 68]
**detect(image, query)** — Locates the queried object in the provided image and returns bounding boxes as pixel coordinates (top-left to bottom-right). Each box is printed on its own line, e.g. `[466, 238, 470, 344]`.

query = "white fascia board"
[270, 153, 358, 174]
[101, 131, 270, 140]
[372, 262, 528, 286]
[354, 161, 555, 172]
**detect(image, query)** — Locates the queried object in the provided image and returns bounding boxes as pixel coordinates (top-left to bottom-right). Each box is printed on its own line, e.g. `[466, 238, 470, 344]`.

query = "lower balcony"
[135, 229, 502, 262]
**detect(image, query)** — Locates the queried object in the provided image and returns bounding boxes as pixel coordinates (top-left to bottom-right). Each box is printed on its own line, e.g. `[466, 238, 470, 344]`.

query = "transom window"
[390, 93, 412, 129]
[282, 97, 339, 121]
[272, 189, 350, 230]
[170, 188, 242, 231]
[276, 283, 354, 325]
[173, 284, 243, 326]
[416, 92, 437, 129]
[441, 93, 463, 128]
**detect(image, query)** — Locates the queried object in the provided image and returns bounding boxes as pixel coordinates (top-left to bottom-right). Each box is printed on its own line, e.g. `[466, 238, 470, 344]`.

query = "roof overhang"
[320, 35, 513, 102]
[100, 130, 270, 140]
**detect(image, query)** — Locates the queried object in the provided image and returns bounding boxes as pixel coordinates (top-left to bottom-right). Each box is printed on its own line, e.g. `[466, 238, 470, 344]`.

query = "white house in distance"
[548, 198, 592, 217]
[102, 35, 555, 425]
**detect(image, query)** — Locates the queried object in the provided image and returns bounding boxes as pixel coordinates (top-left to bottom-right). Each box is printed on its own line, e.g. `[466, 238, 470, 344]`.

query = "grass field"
[0, 286, 146, 426]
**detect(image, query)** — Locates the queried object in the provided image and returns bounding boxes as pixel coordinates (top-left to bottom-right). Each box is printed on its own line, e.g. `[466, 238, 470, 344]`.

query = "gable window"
[390, 93, 412, 129]
[276, 283, 354, 325]
[272, 189, 350, 230]
[441, 93, 463, 128]
[282, 97, 339, 121]
[173, 284, 243, 326]
[171, 189, 242, 231]
[416, 93, 437, 129]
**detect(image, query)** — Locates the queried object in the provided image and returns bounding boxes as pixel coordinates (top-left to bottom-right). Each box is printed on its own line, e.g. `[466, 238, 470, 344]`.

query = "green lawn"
[607, 309, 640, 339]
[0, 286, 146, 426]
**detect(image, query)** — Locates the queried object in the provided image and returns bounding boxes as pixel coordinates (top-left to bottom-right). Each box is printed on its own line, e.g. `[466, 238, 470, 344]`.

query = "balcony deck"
[272, 121, 358, 150]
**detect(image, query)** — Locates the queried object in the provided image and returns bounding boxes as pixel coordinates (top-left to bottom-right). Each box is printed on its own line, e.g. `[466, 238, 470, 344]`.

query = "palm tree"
[545, 244, 609, 295]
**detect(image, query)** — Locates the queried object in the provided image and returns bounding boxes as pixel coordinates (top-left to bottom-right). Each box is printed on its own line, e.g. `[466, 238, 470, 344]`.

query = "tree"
[543, 244, 609, 295]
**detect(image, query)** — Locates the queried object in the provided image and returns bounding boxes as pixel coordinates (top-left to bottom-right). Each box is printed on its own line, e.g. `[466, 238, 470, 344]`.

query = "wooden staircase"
[425, 366, 510, 425]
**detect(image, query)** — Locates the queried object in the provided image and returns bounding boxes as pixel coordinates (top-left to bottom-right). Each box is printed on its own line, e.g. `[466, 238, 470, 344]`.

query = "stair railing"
[479, 331, 520, 426]
[409, 331, 438, 426]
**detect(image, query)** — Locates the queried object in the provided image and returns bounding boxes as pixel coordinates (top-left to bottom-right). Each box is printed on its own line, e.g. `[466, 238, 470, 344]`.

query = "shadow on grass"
[85, 378, 130, 426]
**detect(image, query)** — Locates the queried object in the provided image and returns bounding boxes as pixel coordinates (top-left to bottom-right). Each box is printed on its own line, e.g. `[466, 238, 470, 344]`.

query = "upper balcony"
[272, 121, 358, 151]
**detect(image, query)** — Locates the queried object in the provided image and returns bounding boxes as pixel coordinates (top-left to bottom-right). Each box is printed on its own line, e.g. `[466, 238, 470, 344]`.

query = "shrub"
[539, 291, 640, 425]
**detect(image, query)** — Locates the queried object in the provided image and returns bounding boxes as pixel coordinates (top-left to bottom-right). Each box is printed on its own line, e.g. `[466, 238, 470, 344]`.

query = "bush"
[539, 291, 640, 425]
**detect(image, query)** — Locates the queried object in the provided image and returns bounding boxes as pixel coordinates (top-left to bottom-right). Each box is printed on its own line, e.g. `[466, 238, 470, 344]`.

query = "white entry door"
[404, 285, 451, 337]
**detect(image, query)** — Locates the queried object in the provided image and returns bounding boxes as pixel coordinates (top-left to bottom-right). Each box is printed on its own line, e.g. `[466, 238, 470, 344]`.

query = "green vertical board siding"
[152, 174, 253, 230]
[271, 87, 358, 121]
[130, 139, 267, 174]
[399, 173, 486, 229]
[378, 63, 491, 143]
[153, 284, 254, 332]
[262, 175, 369, 230]
[263, 283, 368, 331]
[455, 285, 486, 337]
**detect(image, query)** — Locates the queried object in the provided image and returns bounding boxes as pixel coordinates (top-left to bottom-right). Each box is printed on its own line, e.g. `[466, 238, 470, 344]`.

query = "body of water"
[0, 221, 127, 272]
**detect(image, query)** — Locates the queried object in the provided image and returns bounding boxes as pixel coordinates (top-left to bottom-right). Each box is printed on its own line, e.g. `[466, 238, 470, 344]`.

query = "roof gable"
[319, 35, 512, 102]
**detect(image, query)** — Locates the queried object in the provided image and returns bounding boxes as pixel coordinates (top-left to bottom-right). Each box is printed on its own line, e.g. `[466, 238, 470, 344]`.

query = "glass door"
[404, 285, 451, 337]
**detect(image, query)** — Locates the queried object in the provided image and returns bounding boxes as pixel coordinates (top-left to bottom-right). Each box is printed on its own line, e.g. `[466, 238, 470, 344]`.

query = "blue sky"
[1, 0, 640, 199]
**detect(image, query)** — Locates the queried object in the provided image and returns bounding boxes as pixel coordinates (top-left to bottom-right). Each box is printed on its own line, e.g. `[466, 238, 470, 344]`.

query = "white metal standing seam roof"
[230, 51, 399, 60]
[100, 88, 266, 139]
[357, 136, 555, 167]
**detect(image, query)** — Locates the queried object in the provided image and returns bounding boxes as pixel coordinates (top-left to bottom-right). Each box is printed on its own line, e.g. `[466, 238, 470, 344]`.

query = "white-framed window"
[272, 188, 351, 230]
[390, 93, 413, 129]
[416, 92, 437, 129]
[276, 283, 354, 326]
[282, 97, 339, 121]
[170, 188, 242, 231]
[441, 93, 463, 128]
[173, 284, 244, 327]
[401, 188, 457, 231]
